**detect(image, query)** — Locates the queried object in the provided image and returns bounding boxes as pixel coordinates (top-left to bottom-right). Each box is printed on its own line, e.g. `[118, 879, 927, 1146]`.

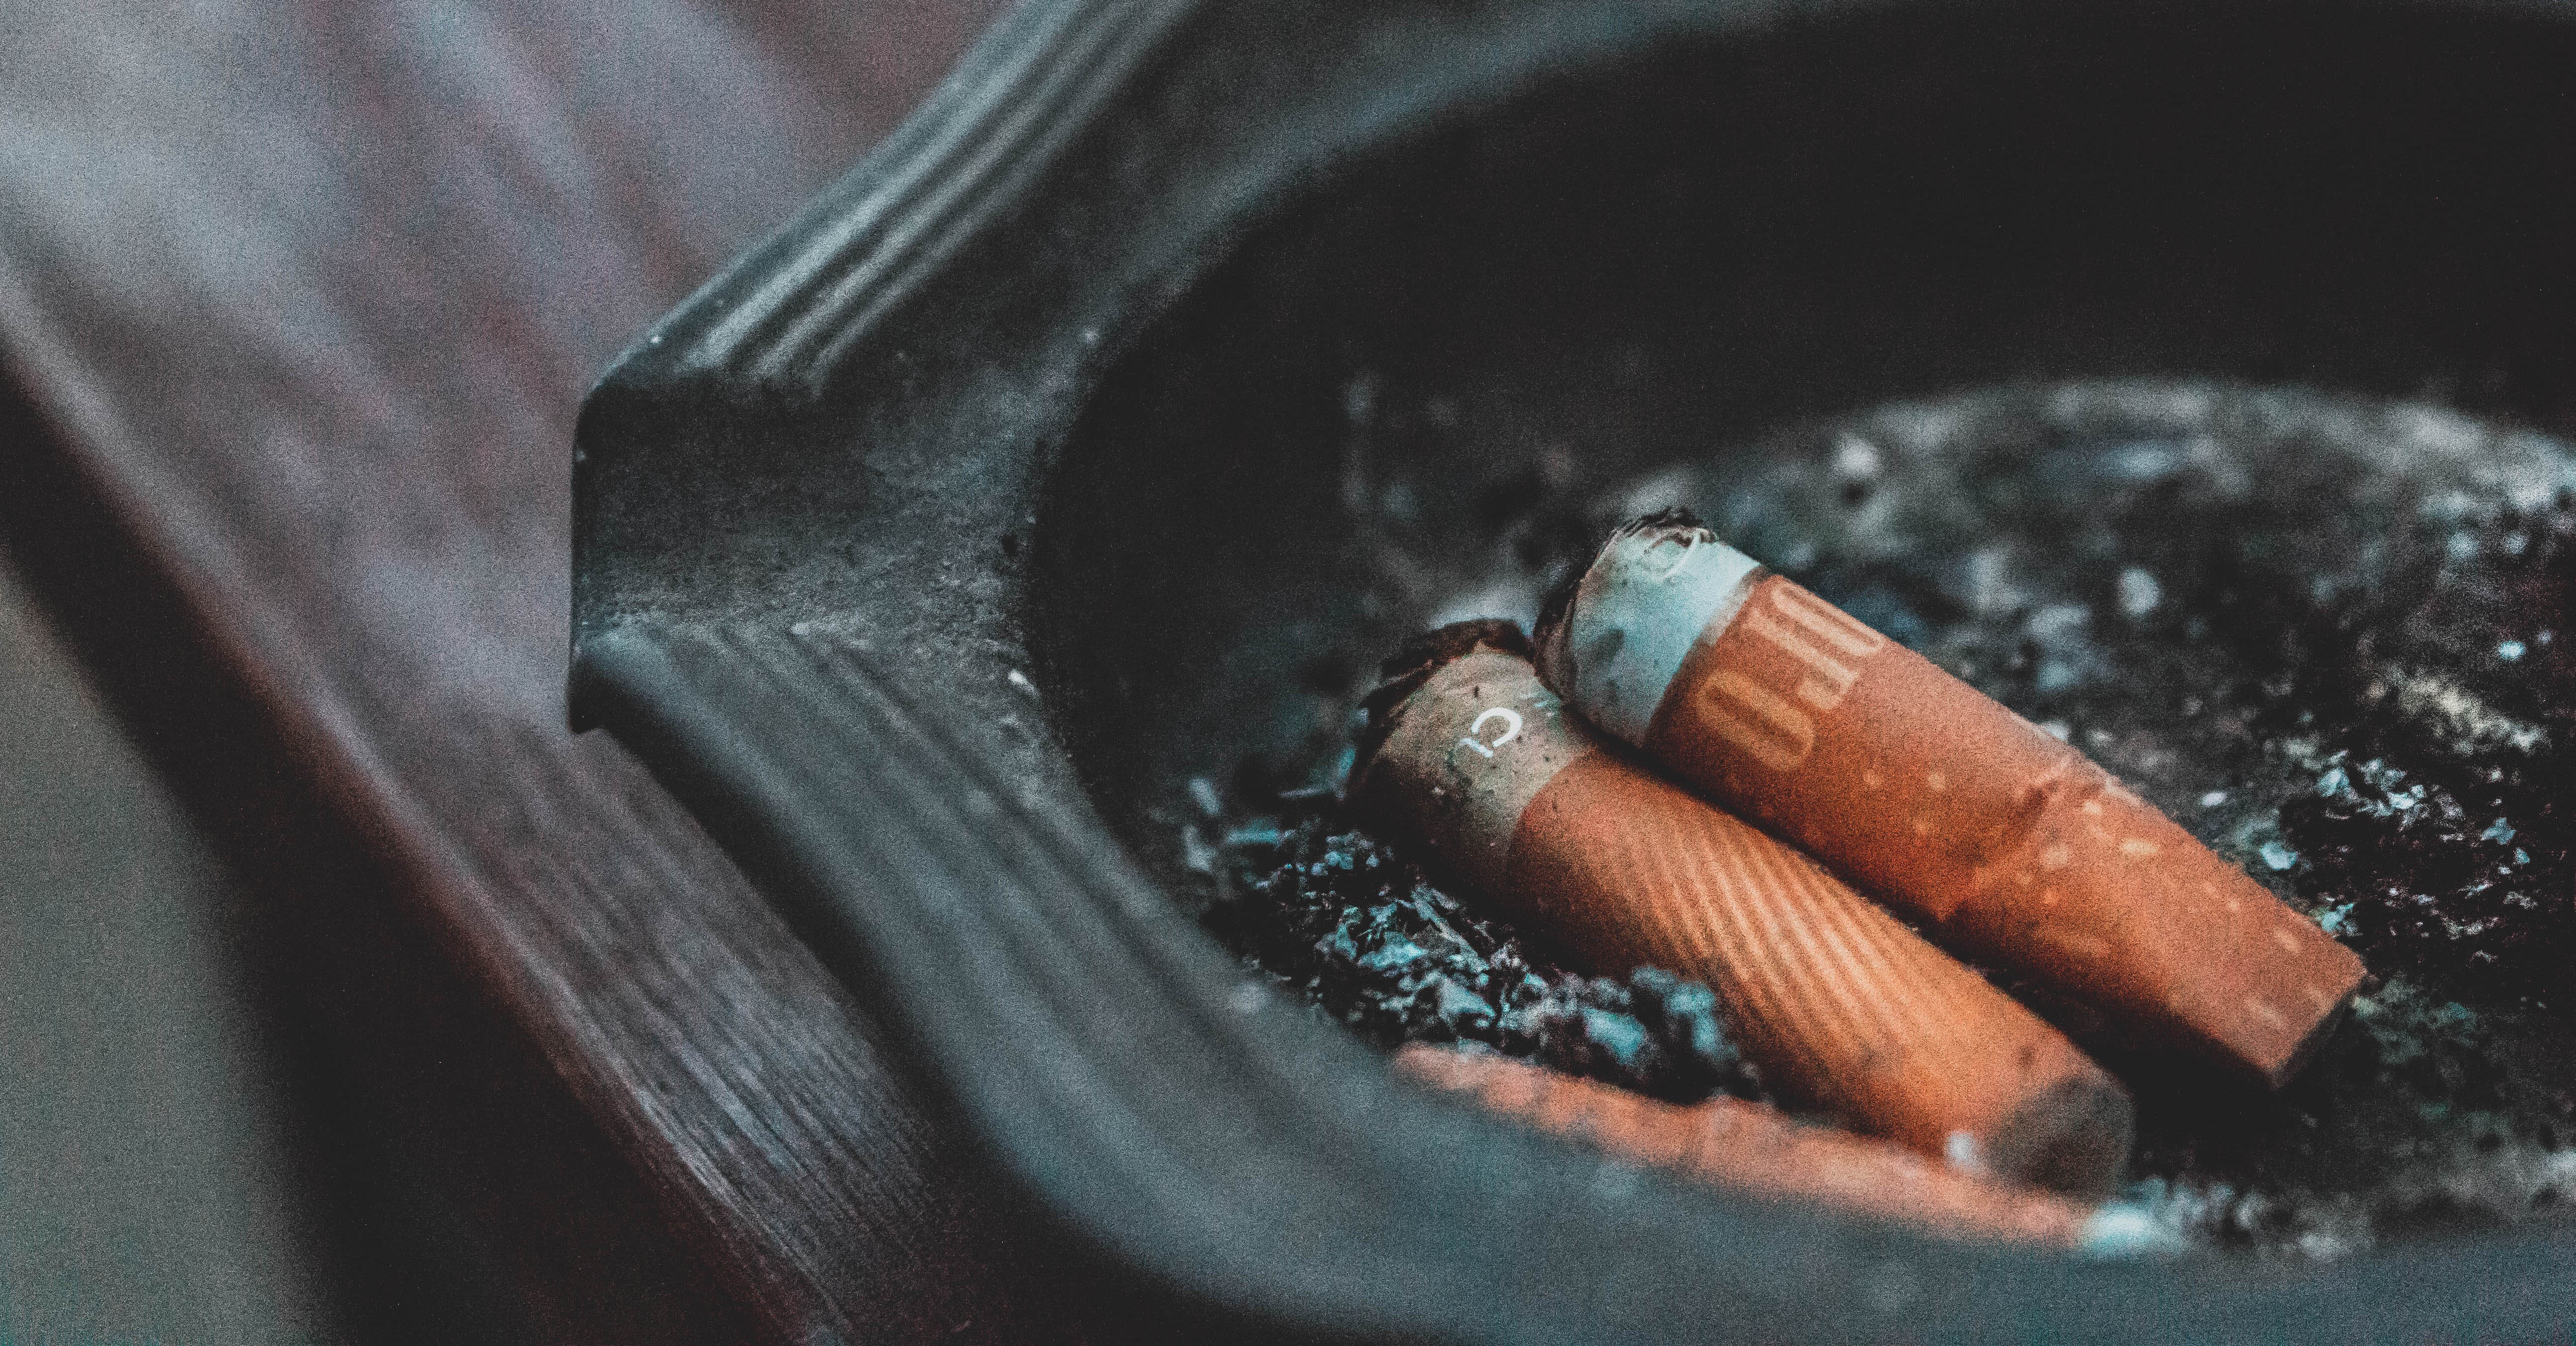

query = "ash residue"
[2119, 978, 2576, 1259]
[1666, 388, 2576, 1258]
[1150, 380, 2576, 1259]
[1185, 806, 1766, 1105]
[2260, 504, 2576, 1005]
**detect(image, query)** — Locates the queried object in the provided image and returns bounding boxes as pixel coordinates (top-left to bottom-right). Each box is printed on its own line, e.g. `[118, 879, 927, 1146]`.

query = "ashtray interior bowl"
[1034, 0, 2576, 1260]
[1038, 4, 2576, 828]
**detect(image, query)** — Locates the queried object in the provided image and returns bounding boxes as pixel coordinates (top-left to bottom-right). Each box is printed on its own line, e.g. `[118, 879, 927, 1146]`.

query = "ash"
[1162, 380, 2576, 1259]
[1189, 809, 1766, 1105]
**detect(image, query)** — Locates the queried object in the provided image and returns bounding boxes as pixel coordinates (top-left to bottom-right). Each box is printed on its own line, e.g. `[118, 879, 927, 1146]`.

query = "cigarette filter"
[1355, 623, 2131, 1192]
[1395, 1044, 2144, 1250]
[1534, 511, 2366, 1087]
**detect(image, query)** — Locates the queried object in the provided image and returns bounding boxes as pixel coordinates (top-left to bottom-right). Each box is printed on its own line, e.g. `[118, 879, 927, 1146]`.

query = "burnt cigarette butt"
[1355, 623, 2132, 1193]
[1534, 511, 2367, 1088]
[1394, 1044, 2145, 1250]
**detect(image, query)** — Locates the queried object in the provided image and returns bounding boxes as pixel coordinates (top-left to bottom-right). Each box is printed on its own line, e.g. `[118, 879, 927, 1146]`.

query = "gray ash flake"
[1197, 817, 1766, 1106]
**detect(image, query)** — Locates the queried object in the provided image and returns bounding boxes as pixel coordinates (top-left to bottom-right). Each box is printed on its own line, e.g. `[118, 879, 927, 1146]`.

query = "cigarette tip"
[1536, 507, 1714, 643]
[1534, 505, 1723, 699]
[1355, 619, 1533, 770]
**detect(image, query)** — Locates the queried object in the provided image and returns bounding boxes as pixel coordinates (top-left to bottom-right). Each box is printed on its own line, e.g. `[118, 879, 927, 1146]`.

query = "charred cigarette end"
[1533, 507, 1756, 749]
[1537, 516, 2368, 1089]
[1350, 620, 1537, 870]
[1990, 1071, 2139, 1197]
[1394, 1044, 2105, 1248]
[2265, 991, 2358, 1093]
[1532, 504, 1709, 685]
[1355, 618, 1533, 772]
[1384, 615, 1537, 676]
[1357, 637, 2132, 1191]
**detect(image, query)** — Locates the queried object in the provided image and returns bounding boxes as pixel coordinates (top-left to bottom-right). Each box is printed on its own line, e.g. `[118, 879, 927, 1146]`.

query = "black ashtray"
[571, 0, 2576, 1339]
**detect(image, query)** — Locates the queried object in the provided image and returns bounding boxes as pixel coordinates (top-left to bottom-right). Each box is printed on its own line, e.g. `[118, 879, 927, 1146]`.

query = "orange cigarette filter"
[1534, 511, 2367, 1088]
[1394, 1044, 2125, 1249]
[1355, 623, 2131, 1193]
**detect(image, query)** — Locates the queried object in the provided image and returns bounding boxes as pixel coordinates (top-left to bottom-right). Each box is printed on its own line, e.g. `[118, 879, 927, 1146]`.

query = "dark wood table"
[0, 3, 1094, 1339]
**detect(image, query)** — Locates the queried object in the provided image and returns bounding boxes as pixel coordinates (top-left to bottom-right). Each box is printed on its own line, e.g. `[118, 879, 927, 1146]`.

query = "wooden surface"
[0, 1, 1074, 1339]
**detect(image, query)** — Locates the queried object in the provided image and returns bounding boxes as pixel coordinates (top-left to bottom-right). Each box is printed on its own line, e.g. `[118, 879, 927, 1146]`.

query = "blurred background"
[0, 549, 342, 1342]
[0, 1, 1009, 1340]
[0, 549, 543, 1342]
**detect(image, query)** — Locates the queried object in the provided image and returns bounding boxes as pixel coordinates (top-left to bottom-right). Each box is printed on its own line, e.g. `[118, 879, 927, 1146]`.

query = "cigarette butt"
[1394, 1044, 2137, 1249]
[1533, 511, 2367, 1088]
[1355, 622, 2132, 1193]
